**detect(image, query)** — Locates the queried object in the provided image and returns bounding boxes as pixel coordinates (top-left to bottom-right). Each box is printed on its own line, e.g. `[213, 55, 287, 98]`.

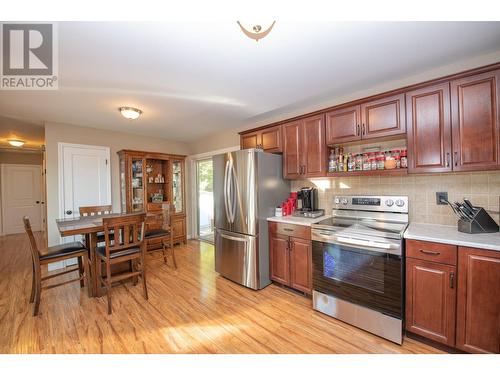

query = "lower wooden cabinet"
[269, 222, 312, 294]
[406, 257, 456, 346]
[406, 240, 500, 353]
[270, 234, 290, 285]
[456, 247, 500, 354]
[289, 237, 312, 294]
[171, 215, 186, 244]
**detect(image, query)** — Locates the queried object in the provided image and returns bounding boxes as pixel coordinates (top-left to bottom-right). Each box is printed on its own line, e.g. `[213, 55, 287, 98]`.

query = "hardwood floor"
[0, 232, 443, 354]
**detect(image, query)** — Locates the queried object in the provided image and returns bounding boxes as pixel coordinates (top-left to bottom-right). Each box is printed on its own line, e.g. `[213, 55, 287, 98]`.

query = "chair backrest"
[161, 203, 172, 229]
[102, 213, 146, 256]
[23, 216, 40, 265]
[79, 205, 113, 217]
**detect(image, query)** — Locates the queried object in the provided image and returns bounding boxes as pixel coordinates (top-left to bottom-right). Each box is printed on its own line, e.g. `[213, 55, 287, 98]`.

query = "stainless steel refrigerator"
[213, 149, 290, 290]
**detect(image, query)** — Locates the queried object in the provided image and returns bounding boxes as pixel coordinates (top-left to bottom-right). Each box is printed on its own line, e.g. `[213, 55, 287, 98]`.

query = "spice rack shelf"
[326, 168, 408, 177]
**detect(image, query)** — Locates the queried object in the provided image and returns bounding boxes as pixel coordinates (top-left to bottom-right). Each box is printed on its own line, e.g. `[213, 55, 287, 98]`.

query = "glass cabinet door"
[131, 158, 145, 212]
[172, 159, 183, 214]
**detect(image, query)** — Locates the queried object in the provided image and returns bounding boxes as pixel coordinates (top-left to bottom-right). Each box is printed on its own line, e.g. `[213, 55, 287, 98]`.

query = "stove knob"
[385, 199, 394, 207]
[396, 199, 405, 207]
[341, 198, 349, 205]
[334, 197, 340, 204]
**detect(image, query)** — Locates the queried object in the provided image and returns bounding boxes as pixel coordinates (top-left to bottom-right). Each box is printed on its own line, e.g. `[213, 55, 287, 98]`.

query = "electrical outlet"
[436, 192, 448, 205]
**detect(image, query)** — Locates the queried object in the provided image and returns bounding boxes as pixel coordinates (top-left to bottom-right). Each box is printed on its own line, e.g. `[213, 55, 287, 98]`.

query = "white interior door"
[1, 164, 42, 234]
[59, 143, 111, 221]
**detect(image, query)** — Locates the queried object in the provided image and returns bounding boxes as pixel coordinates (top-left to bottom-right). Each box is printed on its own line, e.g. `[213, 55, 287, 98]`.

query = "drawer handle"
[420, 249, 441, 256]
[283, 228, 294, 232]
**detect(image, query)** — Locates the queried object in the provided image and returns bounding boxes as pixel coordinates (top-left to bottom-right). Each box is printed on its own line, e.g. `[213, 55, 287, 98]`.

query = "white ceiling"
[1, 21, 500, 143]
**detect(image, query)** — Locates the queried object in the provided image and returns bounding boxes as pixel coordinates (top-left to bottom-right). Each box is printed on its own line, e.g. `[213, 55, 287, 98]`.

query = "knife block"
[457, 207, 499, 234]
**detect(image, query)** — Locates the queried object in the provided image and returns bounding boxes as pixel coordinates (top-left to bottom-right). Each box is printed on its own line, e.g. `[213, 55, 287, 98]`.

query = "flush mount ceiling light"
[119, 107, 142, 120]
[8, 139, 25, 147]
[237, 21, 276, 41]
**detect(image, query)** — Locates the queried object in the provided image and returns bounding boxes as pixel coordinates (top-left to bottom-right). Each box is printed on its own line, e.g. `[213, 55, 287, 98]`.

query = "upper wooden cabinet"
[283, 115, 326, 179]
[325, 105, 361, 144]
[326, 93, 405, 144]
[406, 83, 453, 173]
[361, 93, 406, 139]
[456, 247, 500, 354]
[240, 125, 282, 153]
[451, 70, 500, 171]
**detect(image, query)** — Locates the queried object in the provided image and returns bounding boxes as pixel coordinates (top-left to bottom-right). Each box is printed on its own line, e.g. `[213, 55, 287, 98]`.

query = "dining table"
[56, 212, 155, 297]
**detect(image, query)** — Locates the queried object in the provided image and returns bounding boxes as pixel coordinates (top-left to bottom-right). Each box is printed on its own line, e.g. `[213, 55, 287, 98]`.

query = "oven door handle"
[336, 236, 392, 250]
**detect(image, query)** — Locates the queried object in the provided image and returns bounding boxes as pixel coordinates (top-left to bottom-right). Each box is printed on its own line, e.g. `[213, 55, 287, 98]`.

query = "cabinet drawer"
[269, 222, 311, 240]
[406, 240, 457, 265]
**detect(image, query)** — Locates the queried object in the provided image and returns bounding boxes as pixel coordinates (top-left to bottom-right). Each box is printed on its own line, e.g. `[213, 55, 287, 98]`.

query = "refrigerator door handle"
[229, 159, 237, 224]
[219, 231, 248, 243]
[223, 160, 231, 223]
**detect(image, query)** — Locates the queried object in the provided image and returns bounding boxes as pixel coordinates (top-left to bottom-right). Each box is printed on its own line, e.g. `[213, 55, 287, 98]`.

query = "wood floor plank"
[0, 232, 444, 354]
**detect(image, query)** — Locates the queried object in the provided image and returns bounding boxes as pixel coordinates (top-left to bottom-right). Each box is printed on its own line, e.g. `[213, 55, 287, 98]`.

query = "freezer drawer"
[215, 229, 259, 289]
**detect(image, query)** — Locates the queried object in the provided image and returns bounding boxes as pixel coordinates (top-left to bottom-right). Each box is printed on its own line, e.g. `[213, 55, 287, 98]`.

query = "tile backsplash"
[291, 171, 500, 225]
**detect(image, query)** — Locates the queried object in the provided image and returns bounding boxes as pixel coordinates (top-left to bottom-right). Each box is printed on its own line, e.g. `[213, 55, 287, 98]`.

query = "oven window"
[323, 245, 385, 293]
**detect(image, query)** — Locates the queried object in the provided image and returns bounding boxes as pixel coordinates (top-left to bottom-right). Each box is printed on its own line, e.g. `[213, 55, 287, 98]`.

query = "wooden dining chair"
[145, 203, 177, 268]
[79, 205, 113, 244]
[23, 216, 90, 316]
[96, 213, 147, 314]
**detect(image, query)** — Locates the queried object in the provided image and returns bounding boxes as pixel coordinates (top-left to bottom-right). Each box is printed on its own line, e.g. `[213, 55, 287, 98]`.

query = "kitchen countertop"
[267, 215, 329, 227]
[404, 222, 500, 252]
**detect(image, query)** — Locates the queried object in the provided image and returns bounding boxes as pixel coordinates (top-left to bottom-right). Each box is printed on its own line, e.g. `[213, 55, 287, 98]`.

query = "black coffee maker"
[297, 187, 318, 212]
[297, 187, 318, 211]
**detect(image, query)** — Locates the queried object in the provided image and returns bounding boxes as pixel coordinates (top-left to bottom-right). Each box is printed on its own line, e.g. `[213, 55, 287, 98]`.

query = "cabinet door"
[406, 258, 456, 346]
[171, 216, 186, 244]
[361, 93, 406, 139]
[302, 114, 327, 177]
[171, 159, 184, 215]
[282, 121, 302, 179]
[241, 132, 260, 150]
[261, 125, 282, 153]
[457, 247, 500, 353]
[289, 237, 312, 293]
[269, 234, 290, 285]
[451, 70, 500, 171]
[406, 83, 453, 173]
[325, 105, 361, 144]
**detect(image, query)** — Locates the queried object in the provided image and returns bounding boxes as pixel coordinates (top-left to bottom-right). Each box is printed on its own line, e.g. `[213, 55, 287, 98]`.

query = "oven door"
[312, 233, 403, 318]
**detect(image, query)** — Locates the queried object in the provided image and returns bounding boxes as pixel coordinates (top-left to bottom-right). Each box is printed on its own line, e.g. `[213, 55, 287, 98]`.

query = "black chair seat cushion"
[40, 241, 86, 261]
[97, 246, 141, 259]
[145, 229, 171, 239]
[96, 231, 114, 243]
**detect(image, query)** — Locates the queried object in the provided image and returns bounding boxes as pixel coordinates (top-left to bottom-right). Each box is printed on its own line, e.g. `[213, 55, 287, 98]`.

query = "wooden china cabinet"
[118, 150, 187, 245]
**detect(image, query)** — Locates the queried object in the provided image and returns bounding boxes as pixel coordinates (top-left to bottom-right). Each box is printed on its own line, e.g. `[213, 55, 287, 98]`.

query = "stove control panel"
[333, 195, 408, 213]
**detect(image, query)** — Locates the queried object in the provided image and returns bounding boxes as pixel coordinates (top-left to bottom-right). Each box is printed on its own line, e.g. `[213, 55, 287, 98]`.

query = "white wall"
[45, 121, 191, 246]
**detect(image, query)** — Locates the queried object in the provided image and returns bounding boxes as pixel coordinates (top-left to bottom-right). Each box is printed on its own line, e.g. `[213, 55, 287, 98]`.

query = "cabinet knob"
[454, 152, 458, 167]
[450, 272, 455, 289]
[362, 123, 366, 135]
[356, 124, 360, 136]
[65, 210, 73, 215]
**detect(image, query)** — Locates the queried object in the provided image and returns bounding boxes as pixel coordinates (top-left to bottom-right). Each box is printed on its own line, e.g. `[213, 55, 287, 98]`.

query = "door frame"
[57, 142, 111, 221]
[188, 146, 239, 241]
[0, 163, 43, 236]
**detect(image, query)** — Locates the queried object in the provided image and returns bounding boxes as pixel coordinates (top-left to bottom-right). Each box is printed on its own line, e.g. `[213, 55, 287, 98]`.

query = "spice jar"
[400, 149, 408, 169]
[355, 153, 363, 170]
[377, 156, 385, 170]
[363, 153, 371, 170]
[395, 155, 401, 169]
[370, 156, 377, 170]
